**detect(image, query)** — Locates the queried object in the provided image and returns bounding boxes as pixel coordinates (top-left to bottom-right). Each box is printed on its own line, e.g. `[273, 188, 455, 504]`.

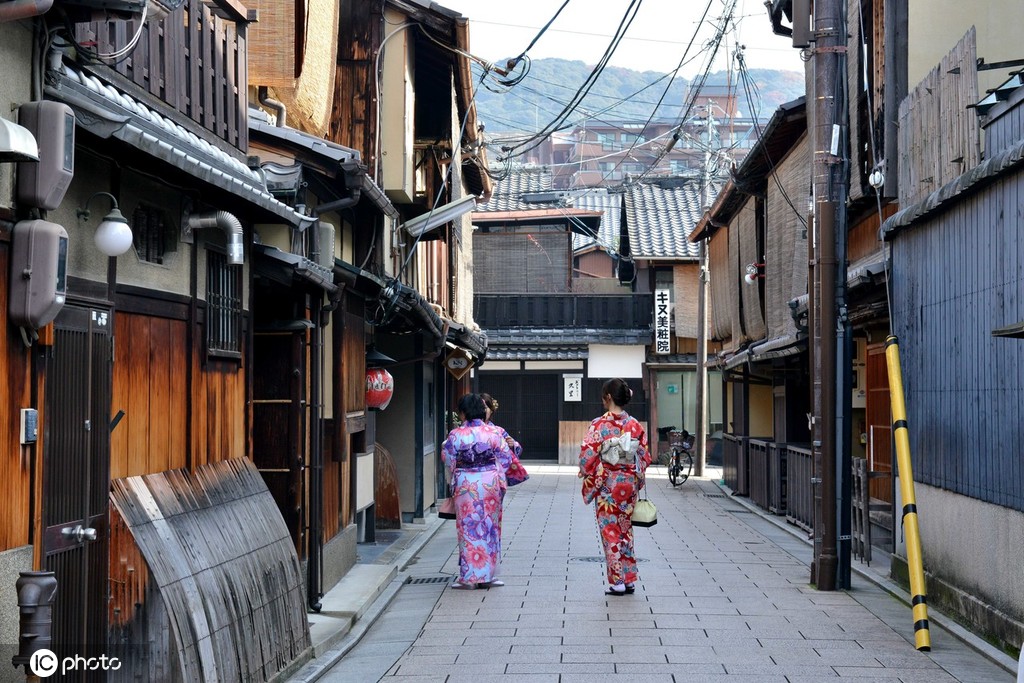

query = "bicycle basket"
[668, 430, 688, 448]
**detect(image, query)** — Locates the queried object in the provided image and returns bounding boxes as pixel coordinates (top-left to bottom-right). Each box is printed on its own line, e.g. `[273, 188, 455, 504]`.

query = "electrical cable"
[500, 0, 645, 160]
[62, 3, 149, 64]
[624, 0, 736, 190]
[734, 47, 808, 229]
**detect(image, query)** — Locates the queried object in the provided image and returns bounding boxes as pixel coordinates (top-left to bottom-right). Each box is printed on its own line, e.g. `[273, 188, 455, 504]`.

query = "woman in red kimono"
[578, 378, 651, 595]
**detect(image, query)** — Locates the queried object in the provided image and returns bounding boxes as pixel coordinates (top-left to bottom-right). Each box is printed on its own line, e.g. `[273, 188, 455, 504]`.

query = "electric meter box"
[17, 102, 75, 211]
[8, 220, 68, 330]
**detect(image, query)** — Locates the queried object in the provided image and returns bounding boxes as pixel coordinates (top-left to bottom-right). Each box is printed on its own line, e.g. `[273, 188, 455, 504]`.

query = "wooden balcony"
[72, 0, 248, 150]
[474, 293, 653, 329]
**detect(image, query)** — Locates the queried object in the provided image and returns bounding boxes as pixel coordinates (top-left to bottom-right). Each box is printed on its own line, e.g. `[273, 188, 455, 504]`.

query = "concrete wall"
[894, 480, 1024, 653]
[0, 546, 33, 683]
[320, 525, 357, 594]
[0, 21, 33, 211]
[909, 1, 1024, 95]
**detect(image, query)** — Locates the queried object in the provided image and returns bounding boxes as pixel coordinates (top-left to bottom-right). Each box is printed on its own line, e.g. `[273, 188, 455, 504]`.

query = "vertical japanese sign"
[654, 287, 671, 355]
[563, 375, 582, 402]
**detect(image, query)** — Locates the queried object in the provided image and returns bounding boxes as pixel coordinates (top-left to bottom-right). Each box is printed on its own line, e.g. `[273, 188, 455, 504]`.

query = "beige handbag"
[631, 495, 657, 527]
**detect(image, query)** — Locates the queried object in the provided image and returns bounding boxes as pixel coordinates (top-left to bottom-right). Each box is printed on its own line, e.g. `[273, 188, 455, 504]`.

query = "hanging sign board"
[563, 374, 582, 402]
[654, 287, 672, 354]
[445, 347, 474, 380]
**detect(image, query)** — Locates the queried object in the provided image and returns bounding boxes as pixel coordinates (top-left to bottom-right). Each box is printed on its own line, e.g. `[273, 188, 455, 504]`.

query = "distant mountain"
[474, 57, 804, 141]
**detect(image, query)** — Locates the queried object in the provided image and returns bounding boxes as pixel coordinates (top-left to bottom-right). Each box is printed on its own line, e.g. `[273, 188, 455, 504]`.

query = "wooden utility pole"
[811, 0, 852, 590]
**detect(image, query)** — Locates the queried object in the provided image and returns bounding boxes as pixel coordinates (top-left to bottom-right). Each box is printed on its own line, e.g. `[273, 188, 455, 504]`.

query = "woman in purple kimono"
[578, 378, 651, 595]
[442, 393, 513, 589]
[480, 393, 529, 488]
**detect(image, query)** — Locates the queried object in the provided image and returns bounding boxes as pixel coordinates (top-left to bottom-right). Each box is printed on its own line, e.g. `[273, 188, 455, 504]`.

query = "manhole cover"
[405, 576, 451, 585]
[570, 556, 648, 563]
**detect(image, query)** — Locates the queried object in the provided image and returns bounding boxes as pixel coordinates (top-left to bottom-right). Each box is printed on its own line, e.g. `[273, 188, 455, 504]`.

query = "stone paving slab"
[297, 464, 1015, 682]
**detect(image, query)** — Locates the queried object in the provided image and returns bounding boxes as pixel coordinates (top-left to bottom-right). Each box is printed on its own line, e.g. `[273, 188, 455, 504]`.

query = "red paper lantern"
[365, 368, 394, 410]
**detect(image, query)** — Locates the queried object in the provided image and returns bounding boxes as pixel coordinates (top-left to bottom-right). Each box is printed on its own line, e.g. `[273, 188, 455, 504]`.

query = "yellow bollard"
[885, 335, 931, 651]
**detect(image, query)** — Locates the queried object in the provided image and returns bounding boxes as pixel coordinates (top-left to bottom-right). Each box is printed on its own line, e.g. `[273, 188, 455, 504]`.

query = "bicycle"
[666, 429, 694, 486]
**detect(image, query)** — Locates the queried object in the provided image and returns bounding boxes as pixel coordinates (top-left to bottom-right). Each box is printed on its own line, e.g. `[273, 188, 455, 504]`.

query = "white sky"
[440, 0, 804, 76]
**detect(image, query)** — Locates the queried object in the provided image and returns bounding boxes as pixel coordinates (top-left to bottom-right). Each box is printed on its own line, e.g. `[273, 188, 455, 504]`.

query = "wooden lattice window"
[131, 205, 175, 264]
[206, 251, 242, 358]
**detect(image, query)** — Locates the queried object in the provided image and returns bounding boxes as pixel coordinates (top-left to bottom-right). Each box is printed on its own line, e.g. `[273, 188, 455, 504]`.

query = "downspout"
[308, 293, 324, 612]
[0, 0, 53, 23]
[185, 210, 244, 265]
[257, 86, 287, 128]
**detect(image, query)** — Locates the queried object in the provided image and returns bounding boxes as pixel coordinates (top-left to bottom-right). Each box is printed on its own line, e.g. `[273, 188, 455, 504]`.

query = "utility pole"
[810, 0, 851, 590]
[694, 102, 717, 477]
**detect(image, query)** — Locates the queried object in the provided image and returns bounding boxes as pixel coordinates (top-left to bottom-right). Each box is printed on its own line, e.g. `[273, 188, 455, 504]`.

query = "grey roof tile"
[567, 189, 622, 252]
[624, 177, 708, 259]
[476, 167, 554, 212]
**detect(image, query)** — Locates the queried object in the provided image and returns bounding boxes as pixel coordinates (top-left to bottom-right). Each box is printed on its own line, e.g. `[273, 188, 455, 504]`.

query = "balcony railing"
[73, 0, 248, 150]
[474, 293, 653, 329]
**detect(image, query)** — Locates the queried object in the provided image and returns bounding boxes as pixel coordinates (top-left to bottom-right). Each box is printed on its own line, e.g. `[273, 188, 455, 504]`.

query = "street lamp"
[77, 192, 133, 257]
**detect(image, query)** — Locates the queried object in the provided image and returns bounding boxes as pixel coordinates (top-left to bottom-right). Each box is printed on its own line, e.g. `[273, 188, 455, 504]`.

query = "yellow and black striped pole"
[885, 335, 931, 651]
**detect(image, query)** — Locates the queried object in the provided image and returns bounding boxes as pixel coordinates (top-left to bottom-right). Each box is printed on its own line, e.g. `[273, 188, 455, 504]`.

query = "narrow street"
[310, 465, 1012, 682]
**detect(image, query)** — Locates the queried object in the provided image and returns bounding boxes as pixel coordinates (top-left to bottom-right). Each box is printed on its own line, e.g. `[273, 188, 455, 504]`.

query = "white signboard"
[654, 287, 672, 354]
[563, 374, 582, 402]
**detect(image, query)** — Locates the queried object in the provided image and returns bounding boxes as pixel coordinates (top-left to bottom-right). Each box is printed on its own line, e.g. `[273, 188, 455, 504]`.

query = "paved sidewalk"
[290, 464, 1016, 682]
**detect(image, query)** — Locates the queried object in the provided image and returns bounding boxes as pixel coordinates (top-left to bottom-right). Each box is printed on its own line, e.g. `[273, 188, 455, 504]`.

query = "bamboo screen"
[764, 135, 810, 342]
[708, 229, 732, 345]
[735, 202, 766, 343]
[673, 263, 701, 339]
[247, 0, 297, 88]
[275, 0, 340, 135]
[473, 231, 570, 294]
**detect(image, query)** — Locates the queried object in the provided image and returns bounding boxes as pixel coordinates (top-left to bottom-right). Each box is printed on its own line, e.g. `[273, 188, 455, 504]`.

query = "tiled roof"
[624, 177, 706, 259]
[476, 167, 553, 212]
[486, 346, 587, 361]
[567, 189, 622, 253]
[483, 327, 652, 345]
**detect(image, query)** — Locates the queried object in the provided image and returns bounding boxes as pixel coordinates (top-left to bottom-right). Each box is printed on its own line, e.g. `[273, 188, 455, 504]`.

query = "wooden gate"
[44, 303, 112, 666]
[252, 329, 307, 553]
[479, 374, 559, 460]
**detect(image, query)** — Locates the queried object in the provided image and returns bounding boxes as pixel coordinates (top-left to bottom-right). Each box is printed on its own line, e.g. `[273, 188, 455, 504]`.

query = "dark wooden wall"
[112, 313, 189, 478]
[190, 311, 247, 468]
[0, 243, 35, 551]
[332, 0, 382, 169]
[891, 171, 1024, 510]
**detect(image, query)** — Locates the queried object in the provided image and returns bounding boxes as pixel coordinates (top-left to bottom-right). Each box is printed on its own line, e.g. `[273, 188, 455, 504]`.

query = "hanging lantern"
[365, 367, 394, 410]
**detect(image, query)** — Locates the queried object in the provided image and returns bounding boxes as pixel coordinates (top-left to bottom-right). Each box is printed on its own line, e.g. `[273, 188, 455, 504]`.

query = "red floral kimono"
[578, 410, 650, 586]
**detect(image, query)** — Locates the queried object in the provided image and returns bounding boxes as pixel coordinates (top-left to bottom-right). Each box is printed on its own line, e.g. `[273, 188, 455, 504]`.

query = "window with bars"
[206, 251, 242, 358]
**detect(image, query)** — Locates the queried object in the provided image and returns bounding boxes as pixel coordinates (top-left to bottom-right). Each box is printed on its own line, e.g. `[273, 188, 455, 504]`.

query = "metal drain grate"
[405, 576, 451, 585]
[703, 493, 727, 498]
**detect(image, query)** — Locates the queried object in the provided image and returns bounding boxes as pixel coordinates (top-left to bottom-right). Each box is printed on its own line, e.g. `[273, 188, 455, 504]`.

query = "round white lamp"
[78, 192, 134, 257]
[93, 207, 134, 257]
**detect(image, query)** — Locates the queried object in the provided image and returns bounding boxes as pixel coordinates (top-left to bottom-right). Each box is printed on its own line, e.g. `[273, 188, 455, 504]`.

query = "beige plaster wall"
[908, 2, 1024, 95]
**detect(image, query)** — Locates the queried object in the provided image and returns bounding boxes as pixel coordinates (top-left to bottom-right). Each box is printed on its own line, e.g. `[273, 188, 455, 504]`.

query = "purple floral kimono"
[578, 411, 650, 586]
[442, 419, 513, 585]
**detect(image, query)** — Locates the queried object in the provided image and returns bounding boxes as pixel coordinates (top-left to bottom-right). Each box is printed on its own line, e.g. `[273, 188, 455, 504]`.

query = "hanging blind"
[764, 135, 810, 342]
[708, 229, 732, 345]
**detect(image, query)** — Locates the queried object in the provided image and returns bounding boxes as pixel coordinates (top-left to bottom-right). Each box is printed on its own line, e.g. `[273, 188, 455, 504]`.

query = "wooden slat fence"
[784, 444, 814, 532]
[748, 438, 771, 510]
[109, 457, 310, 682]
[897, 28, 980, 207]
[74, 0, 247, 150]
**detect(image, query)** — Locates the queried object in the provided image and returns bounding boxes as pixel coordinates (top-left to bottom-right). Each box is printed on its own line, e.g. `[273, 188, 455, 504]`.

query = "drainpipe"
[257, 86, 287, 128]
[0, 0, 52, 23]
[185, 210, 244, 265]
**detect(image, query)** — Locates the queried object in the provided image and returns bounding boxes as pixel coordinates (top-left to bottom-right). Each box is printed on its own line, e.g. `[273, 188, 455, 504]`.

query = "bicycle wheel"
[668, 449, 683, 486]
[677, 451, 693, 484]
